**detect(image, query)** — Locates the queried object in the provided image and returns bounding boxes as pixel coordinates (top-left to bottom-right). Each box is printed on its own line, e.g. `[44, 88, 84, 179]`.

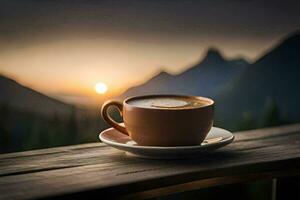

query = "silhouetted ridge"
[279, 31, 300, 46]
[0, 75, 17, 84]
[216, 31, 300, 128]
[145, 70, 173, 83]
[122, 47, 249, 99]
[155, 70, 172, 78]
[0, 74, 76, 118]
[202, 48, 225, 63]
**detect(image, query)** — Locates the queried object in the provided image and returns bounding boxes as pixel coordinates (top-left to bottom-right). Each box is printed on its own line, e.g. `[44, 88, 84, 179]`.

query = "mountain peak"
[0, 74, 18, 85]
[157, 70, 171, 77]
[145, 70, 173, 83]
[203, 47, 224, 63]
[280, 31, 300, 44]
[253, 31, 300, 66]
[0, 74, 75, 118]
[271, 31, 300, 52]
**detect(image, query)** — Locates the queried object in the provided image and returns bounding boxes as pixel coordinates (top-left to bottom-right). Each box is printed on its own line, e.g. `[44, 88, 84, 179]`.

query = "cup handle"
[101, 100, 129, 135]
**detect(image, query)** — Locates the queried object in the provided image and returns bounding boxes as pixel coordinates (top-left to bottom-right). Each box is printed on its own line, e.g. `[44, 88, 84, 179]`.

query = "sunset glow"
[0, 0, 298, 106]
[94, 82, 108, 94]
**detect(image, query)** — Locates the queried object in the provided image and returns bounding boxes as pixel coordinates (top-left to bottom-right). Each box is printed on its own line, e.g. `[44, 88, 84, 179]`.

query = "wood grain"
[0, 124, 299, 200]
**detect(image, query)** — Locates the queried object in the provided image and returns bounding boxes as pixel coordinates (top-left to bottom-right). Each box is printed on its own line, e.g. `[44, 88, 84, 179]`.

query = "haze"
[0, 0, 300, 105]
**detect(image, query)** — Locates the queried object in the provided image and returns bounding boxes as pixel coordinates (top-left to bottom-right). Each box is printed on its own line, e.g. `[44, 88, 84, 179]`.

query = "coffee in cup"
[101, 95, 214, 146]
[128, 96, 207, 109]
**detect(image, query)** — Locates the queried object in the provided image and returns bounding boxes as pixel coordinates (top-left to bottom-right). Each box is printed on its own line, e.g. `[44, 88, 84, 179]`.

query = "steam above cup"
[101, 95, 214, 146]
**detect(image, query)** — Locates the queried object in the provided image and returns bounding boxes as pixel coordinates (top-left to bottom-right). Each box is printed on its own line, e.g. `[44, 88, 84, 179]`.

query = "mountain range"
[122, 48, 249, 98]
[122, 32, 300, 129]
[1, 32, 299, 130]
[0, 75, 76, 118]
[0, 75, 105, 153]
[216, 32, 300, 127]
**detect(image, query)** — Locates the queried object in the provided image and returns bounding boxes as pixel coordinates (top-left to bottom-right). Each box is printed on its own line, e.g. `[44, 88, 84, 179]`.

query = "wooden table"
[0, 124, 300, 200]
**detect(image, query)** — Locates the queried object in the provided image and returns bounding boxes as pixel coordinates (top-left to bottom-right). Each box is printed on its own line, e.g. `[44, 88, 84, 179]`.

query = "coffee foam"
[127, 96, 207, 109]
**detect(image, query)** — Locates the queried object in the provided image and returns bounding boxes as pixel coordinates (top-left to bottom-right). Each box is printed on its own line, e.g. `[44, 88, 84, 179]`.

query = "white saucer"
[99, 127, 234, 159]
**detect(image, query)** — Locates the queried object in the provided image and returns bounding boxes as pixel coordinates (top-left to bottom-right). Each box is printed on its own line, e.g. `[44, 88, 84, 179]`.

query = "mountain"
[0, 75, 76, 118]
[215, 32, 300, 128]
[122, 48, 249, 99]
[121, 32, 300, 130]
[0, 75, 105, 153]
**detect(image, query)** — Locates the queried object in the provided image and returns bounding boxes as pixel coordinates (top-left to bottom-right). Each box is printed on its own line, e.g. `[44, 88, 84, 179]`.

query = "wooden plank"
[0, 146, 119, 176]
[0, 143, 300, 199]
[233, 123, 300, 141]
[0, 143, 105, 159]
[0, 126, 299, 177]
[1, 123, 299, 160]
[0, 124, 299, 200]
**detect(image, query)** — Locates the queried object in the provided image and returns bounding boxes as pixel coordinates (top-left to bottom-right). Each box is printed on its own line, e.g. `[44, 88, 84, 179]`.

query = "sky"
[0, 0, 300, 105]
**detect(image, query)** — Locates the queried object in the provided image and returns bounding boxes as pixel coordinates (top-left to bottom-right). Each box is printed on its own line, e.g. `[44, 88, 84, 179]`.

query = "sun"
[94, 82, 108, 94]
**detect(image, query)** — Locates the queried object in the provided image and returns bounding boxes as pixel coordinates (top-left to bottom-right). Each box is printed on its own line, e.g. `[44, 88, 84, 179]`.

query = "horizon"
[0, 31, 296, 108]
[1, 0, 300, 106]
[0, 32, 297, 107]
